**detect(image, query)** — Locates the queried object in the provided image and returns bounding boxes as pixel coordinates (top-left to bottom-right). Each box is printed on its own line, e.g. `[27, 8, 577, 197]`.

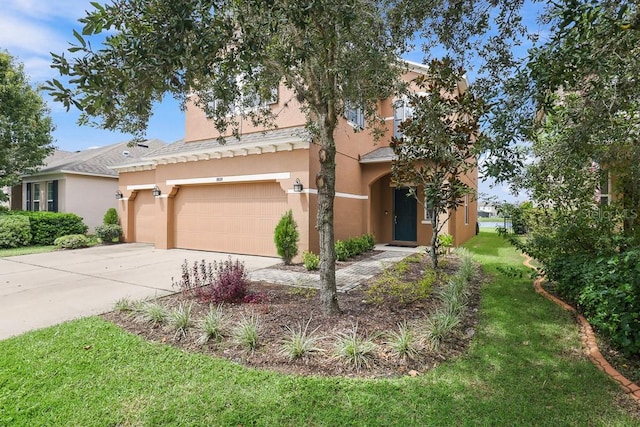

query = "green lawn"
[0, 245, 56, 257]
[0, 231, 636, 426]
[477, 216, 505, 222]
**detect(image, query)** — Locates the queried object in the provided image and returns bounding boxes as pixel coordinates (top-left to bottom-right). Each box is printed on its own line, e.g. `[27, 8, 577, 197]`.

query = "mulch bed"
[103, 253, 483, 378]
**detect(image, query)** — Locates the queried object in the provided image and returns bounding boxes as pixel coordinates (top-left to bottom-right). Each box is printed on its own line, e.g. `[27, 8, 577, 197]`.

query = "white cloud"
[0, 14, 66, 57]
[0, 2, 96, 83]
[5, 0, 93, 23]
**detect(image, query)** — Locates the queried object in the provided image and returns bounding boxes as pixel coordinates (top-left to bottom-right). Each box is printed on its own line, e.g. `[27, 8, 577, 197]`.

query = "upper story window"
[393, 98, 414, 139]
[599, 171, 610, 205]
[345, 103, 365, 129]
[464, 194, 469, 225]
[204, 73, 279, 118]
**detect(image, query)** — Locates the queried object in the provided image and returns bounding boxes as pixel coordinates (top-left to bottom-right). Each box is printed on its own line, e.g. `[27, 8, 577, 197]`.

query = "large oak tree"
[47, 0, 402, 314]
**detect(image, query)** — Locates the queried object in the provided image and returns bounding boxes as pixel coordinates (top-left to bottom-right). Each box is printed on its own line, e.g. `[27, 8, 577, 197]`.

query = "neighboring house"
[10, 140, 166, 231]
[112, 61, 478, 257]
[478, 202, 498, 218]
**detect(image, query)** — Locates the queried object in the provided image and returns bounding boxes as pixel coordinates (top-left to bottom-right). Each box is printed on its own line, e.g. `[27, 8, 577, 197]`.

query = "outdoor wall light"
[293, 178, 303, 193]
[152, 185, 162, 197]
[115, 190, 123, 199]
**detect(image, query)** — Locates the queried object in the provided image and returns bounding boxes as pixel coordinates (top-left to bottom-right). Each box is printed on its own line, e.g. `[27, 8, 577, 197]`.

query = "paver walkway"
[249, 250, 409, 292]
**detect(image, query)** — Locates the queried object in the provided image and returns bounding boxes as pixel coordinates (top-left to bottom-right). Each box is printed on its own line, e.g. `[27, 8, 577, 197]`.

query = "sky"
[2, 0, 546, 203]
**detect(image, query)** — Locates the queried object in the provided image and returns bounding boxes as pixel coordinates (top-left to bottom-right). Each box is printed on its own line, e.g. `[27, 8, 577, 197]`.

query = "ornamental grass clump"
[113, 297, 135, 313]
[198, 304, 228, 344]
[279, 317, 325, 361]
[232, 313, 261, 351]
[168, 301, 193, 338]
[136, 302, 168, 326]
[334, 324, 377, 370]
[423, 309, 461, 351]
[386, 321, 420, 360]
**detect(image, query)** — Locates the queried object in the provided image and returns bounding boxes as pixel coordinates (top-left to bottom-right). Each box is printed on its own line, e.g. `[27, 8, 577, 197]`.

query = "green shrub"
[94, 224, 123, 243]
[103, 207, 119, 225]
[302, 251, 320, 270]
[7, 211, 88, 245]
[54, 234, 91, 249]
[274, 210, 299, 265]
[335, 240, 350, 261]
[0, 215, 32, 248]
[438, 233, 454, 253]
[335, 234, 376, 261]
[366, 262, 435, 305]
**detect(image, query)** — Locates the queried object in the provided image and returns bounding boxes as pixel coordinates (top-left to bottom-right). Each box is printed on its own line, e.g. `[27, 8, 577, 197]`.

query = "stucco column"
[119, 191, 137, 243]
[154, 186, 179, 250]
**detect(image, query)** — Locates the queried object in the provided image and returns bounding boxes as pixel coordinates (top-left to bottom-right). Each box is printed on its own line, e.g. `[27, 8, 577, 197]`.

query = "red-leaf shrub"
[172, 257, 248, 303]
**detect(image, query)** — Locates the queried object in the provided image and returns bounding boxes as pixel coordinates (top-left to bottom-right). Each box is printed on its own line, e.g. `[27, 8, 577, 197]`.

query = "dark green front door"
[394, 188, 417, 241]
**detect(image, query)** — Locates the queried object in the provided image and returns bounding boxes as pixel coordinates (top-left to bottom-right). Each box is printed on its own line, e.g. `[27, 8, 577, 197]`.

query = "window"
[345, 103, 365, 129]
[33, 183, 40, 211]
[393, 98, 414, 139]
[464, 194, 469, 225]
[26, 183, 32, 211]
[205, 78, 279, 118]
[599, 172, 610, 205]
[423, 198, 434, 223]
[47, 181, 58, 212]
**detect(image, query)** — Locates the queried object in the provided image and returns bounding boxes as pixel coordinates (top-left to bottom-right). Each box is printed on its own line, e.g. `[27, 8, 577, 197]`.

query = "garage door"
[134, 190, 156, 243]
[173, 182, 288, 256]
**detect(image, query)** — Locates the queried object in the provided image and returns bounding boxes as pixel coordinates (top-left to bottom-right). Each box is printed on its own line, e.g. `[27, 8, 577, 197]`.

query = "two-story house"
[112, 61, 478, 258]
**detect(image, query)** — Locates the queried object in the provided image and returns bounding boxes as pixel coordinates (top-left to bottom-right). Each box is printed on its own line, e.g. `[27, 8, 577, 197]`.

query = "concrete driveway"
[0, 243, 279, 341]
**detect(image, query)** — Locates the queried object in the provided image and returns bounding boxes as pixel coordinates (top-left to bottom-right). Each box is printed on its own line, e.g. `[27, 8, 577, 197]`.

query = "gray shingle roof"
[33, 139, 167, 177]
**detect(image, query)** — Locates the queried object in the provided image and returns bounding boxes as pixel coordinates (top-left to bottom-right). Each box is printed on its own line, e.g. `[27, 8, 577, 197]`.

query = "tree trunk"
[316, 123, 341, 314]
[430, 212, 439, 269]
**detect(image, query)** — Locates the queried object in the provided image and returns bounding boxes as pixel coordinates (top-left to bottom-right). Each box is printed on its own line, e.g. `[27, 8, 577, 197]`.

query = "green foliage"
[279, 318, 325, 361]
[53, 234, 91, 249]
[386, 322, 419, 360]
[302, 251, 320, 271]
[94, 224, 122, 243]
[274, 210, 299, 265]
[0, 52, 54, 196]
[0, 215, 31, 248]
[390, 59, 482, 269]
[232, 313, 261, 351]
[113, 297, 135, 313]
[6, 211, 88, 245]
[136, 302, 168, 326]
[437, 233, 454, 250]
[333, 324, 377, 371]
[168, 302, 193, 339]
[366, 259, 435, 305]
[335, 234, 376, 261]
[198, 304, 228, 344]
[423, 309, 461, 351]
[334, 240, 350, 262]
[103, 208, 119, 225]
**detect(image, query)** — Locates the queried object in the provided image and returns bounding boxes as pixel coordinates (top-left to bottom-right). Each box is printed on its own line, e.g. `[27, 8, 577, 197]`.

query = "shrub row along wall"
[0, 211, 88, 248]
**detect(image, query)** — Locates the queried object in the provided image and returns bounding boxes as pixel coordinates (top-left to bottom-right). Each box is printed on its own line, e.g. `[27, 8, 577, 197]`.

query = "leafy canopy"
[391, 59, 484, 267]
[0, 51, 54, 198]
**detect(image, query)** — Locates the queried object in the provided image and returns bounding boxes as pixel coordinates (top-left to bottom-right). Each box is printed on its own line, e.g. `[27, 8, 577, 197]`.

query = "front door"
[394, 187, 417, 241]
